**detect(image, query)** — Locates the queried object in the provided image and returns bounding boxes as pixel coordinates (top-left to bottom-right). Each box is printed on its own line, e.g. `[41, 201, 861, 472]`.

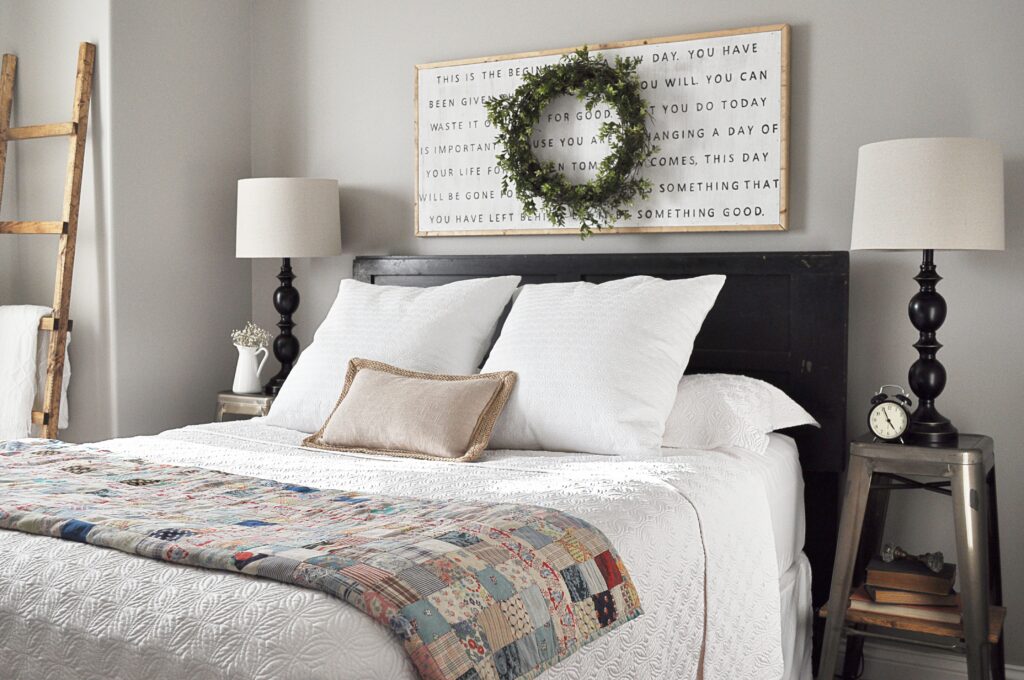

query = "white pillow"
[662, 373, 819, 454]
[265, 276, 521, 433]
[482, 275, 725, 456]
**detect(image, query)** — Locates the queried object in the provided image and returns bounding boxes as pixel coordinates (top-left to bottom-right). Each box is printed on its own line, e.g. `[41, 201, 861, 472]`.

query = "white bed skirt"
[780, 553, 814, 680]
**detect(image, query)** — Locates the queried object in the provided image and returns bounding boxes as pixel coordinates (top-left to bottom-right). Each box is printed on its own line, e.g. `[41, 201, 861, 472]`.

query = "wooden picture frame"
[414, 24, 790, 237]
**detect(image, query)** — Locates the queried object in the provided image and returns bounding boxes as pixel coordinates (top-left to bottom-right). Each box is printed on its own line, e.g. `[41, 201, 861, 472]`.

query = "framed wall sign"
[415, 24, 789, 237]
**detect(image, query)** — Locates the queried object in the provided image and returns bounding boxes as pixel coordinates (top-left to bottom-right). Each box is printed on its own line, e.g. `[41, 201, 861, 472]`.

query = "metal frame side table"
[216, 391, 274, 421]
[818, 434, 1004, 680]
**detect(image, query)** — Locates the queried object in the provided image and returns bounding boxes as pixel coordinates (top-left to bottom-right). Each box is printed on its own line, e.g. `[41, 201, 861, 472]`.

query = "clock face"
[869, 401, 909, 440]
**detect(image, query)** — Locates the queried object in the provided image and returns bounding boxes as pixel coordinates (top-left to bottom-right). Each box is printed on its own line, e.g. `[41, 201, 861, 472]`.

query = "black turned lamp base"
[906, 418, 959, 448]
[905, 249, 958, 448]
[263, 373, 288, 397]
[264, 257, 300, 396]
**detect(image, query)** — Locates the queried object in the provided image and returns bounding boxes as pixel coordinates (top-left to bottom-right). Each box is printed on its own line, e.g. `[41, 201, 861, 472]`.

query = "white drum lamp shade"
[851, 137, 1004, 251]
[236, 178, 342, 258]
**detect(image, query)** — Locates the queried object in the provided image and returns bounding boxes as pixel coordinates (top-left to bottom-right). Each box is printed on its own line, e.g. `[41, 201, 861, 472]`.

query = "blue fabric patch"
[283, 484, 316, 493]
[236, 519, 276, 527]
[533, 622, 556, 662]
[400, 599, 452, 643]
[493, 642, 524, 680]
[60, 519, 95, 543]
[511, 526, 552, 549]
[476, 566, 516, 602]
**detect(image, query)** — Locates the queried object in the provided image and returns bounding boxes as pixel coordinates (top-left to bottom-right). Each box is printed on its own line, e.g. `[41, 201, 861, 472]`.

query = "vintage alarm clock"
[868, 385, 913, 442]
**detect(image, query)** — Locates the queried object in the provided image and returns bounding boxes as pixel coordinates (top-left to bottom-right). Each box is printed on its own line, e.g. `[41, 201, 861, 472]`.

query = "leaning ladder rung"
[3, 122, 77, 140]
[38, 316, 73, 332]
[30, 411, 49, 426]
[0, 220, 67, 234]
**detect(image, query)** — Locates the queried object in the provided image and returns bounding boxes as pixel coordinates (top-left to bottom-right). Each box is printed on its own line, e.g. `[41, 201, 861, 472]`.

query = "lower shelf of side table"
[819, 601, 1006, 645]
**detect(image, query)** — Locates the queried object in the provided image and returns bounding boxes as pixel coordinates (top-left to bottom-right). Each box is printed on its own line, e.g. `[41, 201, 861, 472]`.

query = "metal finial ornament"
[881, 543, 945, 573]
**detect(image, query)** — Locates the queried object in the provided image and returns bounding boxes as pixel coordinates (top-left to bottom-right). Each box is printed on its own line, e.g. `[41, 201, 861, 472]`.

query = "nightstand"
[818, 434, 1005, 680]
[216, 390, 274, 421]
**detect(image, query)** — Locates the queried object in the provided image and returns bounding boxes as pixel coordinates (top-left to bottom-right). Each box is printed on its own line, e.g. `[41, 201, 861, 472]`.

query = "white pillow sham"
[265, 276, 520, 433]
[482, 275, 726, 456]
[662, 373, 819, 454]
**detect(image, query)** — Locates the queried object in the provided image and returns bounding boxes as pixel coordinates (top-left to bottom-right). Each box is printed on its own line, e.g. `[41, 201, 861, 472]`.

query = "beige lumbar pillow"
[303, 358, 517, 462]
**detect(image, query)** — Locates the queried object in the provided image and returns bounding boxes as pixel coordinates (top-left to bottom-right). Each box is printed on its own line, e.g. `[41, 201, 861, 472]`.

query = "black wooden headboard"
[353, 251, 849, 653]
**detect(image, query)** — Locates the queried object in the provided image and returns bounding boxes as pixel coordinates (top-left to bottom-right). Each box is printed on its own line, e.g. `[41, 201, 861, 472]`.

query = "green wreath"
[484, 49, 657, 238]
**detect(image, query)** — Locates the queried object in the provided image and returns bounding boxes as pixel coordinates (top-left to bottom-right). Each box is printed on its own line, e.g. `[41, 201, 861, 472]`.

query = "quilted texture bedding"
[0, 439, 641, 680]
[0, 421, 785, 680]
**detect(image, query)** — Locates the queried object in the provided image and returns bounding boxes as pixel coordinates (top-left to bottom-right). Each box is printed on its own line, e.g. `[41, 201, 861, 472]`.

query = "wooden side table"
[818, 434, 1004, 680]
[216, 390, 274, 422]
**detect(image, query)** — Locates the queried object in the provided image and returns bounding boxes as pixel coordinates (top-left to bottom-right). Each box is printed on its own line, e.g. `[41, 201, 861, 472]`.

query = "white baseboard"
[838, 640, 1024, 680]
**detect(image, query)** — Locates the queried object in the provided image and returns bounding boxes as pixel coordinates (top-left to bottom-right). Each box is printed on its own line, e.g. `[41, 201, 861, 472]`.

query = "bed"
[0, 251, 849, 680]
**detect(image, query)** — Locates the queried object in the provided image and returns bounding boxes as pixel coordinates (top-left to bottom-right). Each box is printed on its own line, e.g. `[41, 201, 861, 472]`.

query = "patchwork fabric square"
[436, 530, 482, 548]
[559, 564, 591, 602]
[531, 622, 557, 663]
[453, 619, 491, 664]
[399, 565, 448, 597]
[429, 632, 474, 679]
[363, 551, 417, 574]
[577, 558, 608, 595]
[498, 595, 534, 639]
[493, 560, 532, 592]
[594, 549, 624, 589]
[519, 584, 552, 629]
[592, 590, 618, 627]
[513, 633, 541, 671]
[572, 598, 601, 640]
[401, 599, 453, 643]
[535, 541, 575, 571]
[374, 576, 421, 608]
[510, 526, 552, 549]
[476, 567, 516, 602]
[477, 603, 517, 650]
[493, 642, 524, 680]
[429, 577, 496, 623]
[556, 530, 591, 563]
[468, 542, 511, 566]
[423, 556, 471, 586]
[0, 439, 643, 680]
[147, 528, 196, 542]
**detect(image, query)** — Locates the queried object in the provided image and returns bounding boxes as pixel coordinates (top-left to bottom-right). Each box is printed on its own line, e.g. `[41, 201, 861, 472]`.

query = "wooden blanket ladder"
[0, 42, 95, 437]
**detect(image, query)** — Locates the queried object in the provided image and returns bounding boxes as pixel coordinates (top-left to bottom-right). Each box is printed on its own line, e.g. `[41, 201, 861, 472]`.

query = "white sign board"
[415, 25, 789, 236]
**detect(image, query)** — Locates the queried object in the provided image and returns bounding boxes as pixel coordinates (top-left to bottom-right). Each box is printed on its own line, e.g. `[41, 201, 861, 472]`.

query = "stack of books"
[849, 557, 959, 623]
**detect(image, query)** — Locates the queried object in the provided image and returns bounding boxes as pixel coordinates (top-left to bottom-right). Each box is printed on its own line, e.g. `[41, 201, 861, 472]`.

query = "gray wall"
[0, 0, 252, 439]
[0, 0, 115, 442]
[107, 1, 252, 435]
[250, 0, 1024, 665]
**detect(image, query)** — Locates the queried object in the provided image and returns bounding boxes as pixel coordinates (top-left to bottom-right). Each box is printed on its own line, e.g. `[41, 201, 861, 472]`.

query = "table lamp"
[851, 137, 1005, 446]
[237, 178, 342, 395]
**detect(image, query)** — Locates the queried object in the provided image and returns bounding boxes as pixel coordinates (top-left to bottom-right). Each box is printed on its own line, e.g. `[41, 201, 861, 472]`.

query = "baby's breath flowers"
[231, 321, 271, 349]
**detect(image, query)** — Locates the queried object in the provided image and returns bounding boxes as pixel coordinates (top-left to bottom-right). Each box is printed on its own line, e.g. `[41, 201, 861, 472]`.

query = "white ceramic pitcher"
[232, 344, 268, 393]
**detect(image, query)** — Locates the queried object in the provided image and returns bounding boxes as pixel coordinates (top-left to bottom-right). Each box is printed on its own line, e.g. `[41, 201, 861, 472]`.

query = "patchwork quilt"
[0, 439, 642, 680]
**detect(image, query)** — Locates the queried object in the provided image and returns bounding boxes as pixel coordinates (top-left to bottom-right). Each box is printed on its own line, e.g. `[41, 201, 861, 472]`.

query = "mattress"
[0, 421, 802, 680]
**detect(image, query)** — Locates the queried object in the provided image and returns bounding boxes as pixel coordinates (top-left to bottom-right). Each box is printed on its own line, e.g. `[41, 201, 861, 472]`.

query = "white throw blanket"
[0, 305, 69, 439]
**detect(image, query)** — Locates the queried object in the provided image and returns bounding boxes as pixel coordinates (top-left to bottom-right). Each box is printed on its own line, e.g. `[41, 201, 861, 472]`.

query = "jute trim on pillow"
[302, 358, 517, 462]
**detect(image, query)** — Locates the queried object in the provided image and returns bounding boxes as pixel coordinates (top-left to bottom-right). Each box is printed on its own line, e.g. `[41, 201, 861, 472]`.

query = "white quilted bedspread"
[0, 421, 783, 680]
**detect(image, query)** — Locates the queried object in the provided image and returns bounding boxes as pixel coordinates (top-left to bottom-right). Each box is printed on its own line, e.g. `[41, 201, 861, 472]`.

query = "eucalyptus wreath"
[484, 49, 657, 238]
